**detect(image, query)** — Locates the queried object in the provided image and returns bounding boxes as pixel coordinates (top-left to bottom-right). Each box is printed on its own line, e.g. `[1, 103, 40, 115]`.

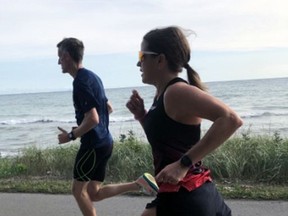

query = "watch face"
[181, 155, 192, 167]
[68, 132, 75, 140]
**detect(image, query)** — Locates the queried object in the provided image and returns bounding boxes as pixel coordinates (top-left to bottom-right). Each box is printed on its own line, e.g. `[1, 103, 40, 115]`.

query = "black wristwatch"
[68, 131, 76, 141]
[180, 155, 193, 168]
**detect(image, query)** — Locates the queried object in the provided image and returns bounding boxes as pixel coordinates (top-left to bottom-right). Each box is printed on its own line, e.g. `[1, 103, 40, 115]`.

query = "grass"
[0, 130, 287, 200]
[204, 131, 288, 184]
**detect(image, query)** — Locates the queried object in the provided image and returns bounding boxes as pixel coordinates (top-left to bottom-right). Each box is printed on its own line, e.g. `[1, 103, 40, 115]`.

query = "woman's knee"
[141, 207, 156, 216]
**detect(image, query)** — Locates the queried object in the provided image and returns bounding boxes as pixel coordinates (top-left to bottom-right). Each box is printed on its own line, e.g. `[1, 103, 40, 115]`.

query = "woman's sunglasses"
[138, 51, 159, 62]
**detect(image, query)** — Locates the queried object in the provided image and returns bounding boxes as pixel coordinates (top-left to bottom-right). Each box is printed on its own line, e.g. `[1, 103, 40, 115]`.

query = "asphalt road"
[0, 193, 287, 216]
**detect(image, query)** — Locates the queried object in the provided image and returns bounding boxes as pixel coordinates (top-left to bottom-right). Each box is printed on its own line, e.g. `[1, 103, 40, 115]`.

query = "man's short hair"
[57, 38, 84, 63]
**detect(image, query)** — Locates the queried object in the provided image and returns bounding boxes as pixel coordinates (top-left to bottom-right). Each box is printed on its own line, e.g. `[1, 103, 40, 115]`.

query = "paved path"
[0, 193, 287, 216]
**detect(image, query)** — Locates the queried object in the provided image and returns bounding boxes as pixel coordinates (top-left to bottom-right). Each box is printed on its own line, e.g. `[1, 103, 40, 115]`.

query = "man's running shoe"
[136, 173, 159, 196]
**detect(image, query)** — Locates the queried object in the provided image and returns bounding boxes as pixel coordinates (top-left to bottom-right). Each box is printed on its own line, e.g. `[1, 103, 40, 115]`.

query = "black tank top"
[143, 78, 201, 174]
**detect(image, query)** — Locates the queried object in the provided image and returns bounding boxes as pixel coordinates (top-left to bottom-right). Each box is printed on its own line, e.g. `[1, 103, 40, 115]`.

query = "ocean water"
[0, 77, 287, 156]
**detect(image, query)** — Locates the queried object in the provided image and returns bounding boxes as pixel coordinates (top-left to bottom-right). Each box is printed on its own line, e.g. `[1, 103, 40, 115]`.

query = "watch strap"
[68, 131, 76, 140]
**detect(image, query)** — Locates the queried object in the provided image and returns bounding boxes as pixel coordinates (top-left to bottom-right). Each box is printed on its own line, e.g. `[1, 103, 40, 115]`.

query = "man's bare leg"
[87, 180, 140, 202]
[72, 180, 97, 216]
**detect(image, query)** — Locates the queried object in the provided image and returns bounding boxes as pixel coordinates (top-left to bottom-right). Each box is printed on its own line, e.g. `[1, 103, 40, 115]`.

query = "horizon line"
[0, 76, 287, 96]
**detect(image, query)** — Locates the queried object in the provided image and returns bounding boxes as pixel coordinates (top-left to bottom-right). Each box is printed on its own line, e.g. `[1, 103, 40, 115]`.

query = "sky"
[0, 0, 287, 94]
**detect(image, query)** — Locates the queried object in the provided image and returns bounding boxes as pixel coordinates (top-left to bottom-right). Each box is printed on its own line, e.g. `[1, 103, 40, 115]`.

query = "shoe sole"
[142, 173, 159, 194]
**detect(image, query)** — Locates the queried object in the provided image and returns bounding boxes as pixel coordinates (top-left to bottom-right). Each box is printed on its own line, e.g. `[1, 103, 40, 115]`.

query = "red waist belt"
[158, 169, 212, 193]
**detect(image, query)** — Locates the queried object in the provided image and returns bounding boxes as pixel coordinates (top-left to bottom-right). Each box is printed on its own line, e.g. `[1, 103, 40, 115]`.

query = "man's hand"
[57, 127, 70, 144]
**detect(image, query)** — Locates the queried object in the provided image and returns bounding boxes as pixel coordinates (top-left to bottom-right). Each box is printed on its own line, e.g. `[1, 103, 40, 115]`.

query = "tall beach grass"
[1, 131, 287, 184]
[204, 132, 288, 184]
[0, 131, 287, 197]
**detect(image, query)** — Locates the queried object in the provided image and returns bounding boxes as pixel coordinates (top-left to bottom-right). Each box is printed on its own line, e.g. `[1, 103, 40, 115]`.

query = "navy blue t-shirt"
[73, 68, 113, 149]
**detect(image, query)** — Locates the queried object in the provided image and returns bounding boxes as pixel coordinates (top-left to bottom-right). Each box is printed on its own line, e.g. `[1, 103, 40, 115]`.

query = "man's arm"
[107, 101, 113, 114]
[58, 108, 99, 144]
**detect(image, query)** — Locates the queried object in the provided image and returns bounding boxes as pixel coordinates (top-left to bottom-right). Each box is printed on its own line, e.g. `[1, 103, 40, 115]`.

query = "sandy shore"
[0, 193, 287, 216]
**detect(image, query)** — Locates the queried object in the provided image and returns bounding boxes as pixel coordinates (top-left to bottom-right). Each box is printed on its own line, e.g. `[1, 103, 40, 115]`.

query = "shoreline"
[1, 121, 288, 157]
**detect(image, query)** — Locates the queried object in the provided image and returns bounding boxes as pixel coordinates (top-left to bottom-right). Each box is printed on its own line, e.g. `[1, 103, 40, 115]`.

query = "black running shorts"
[73, 144, 113, 182]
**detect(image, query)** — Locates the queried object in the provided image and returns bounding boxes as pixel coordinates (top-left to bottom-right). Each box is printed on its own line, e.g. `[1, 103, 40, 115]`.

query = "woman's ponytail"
[184, 63, 207, 91]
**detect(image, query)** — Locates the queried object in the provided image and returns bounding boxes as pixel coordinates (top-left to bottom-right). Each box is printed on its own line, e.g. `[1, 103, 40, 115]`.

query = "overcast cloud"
[0, 0, 287, 93]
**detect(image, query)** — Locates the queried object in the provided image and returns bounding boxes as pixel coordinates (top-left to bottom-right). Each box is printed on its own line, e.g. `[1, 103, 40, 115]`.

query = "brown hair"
[143, 26, 206, 91]
[57, 38, 84, 64]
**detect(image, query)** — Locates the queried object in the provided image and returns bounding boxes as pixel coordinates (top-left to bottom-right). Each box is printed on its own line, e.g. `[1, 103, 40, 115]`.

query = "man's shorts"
[73, 144, 113, 182]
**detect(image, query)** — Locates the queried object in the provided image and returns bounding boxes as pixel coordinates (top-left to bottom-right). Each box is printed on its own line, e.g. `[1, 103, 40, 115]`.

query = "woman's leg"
[141, 207, 156, 216]
[141, 196, 158, 216]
